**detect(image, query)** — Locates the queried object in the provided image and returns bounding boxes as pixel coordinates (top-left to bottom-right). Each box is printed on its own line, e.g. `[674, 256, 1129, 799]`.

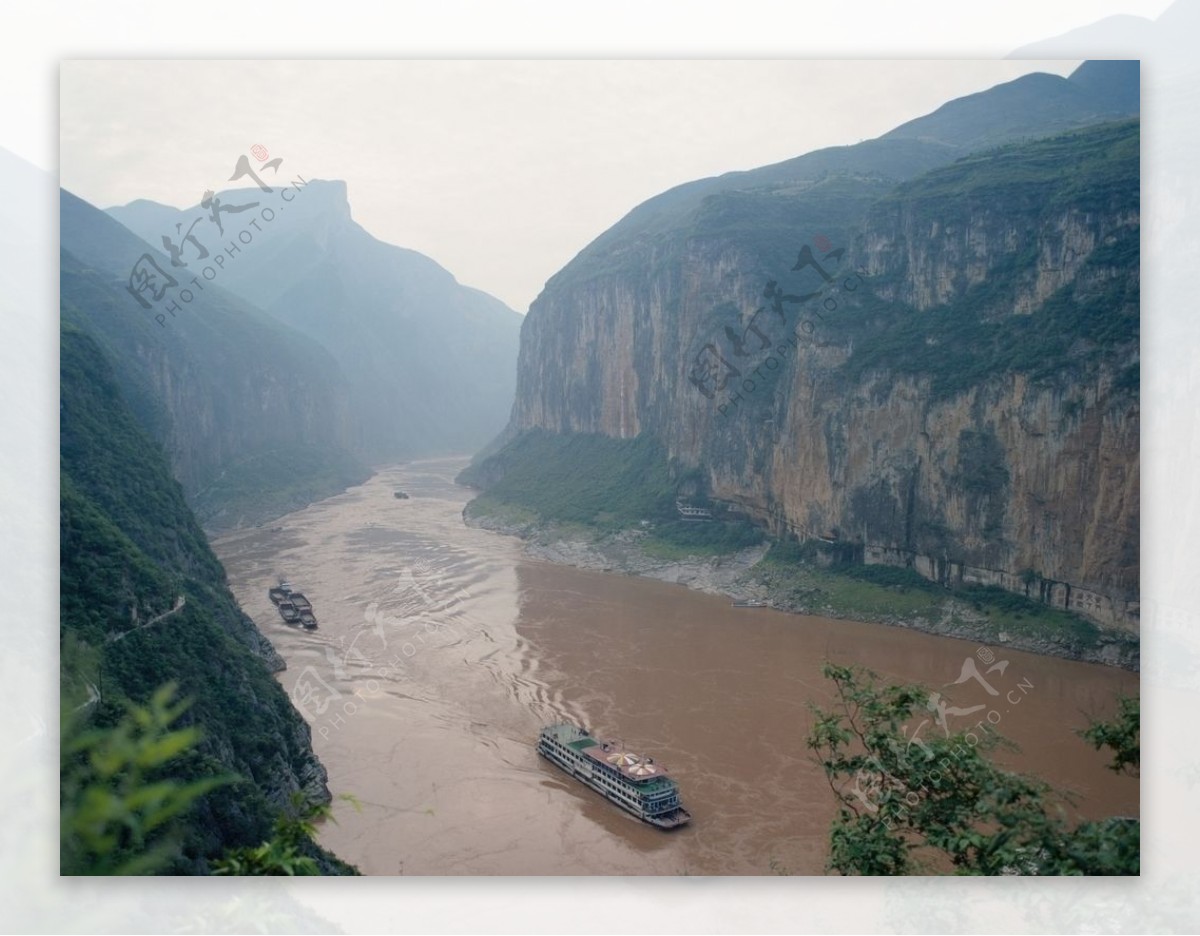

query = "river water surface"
[213, 458, 1138, 875]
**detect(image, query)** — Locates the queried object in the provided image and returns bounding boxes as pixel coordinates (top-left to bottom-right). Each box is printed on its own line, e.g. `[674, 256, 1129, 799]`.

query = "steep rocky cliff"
[703, 123, 1140, 629]
[493, 70, 1139, 633]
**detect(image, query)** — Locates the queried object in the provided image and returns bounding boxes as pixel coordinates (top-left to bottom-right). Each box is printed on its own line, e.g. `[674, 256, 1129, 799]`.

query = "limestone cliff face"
[510, 121, 1139, 630]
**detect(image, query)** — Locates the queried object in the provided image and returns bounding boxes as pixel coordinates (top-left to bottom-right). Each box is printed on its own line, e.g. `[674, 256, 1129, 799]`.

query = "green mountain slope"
[545, 61, 1138, 298]
[881, 61, 1138, 150]
[60, 322, 351, 873]
[836, 120, 1140, 398]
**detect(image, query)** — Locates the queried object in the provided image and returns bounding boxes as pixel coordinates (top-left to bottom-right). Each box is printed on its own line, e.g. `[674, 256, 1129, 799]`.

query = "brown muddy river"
[213, 457, 1139, 875]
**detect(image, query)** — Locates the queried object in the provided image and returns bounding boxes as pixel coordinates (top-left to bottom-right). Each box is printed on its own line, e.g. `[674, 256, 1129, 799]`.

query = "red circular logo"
[813, 233, 832, 253]
[251, 144, 269, 162]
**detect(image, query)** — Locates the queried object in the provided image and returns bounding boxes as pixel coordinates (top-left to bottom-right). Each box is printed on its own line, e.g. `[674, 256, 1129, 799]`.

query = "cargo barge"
[269, 581, 318, 630]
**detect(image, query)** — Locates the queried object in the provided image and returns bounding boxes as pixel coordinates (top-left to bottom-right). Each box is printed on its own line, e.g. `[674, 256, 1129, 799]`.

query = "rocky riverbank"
[464, 508, 1139, 671]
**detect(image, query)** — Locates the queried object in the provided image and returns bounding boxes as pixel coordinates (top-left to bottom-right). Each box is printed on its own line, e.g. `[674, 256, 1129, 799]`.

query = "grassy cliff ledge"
[459, 430, 1137, 669]
[459, 429, 678, 528]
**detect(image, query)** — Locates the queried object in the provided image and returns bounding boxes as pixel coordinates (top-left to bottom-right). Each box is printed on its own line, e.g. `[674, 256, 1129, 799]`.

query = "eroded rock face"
[507, 121, 1139, 631]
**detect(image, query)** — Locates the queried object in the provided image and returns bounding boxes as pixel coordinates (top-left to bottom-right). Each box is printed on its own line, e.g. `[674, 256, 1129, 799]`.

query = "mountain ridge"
[108, 178, 524, 462]
[60, 320, 353, 872]
[60, 188, 368, 531]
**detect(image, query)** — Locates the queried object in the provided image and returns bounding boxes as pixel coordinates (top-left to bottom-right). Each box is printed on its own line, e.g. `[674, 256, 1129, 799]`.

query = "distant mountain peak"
[1067, 59, 1140, 113]
[98, 174, 521, 462]
[109, 176, 354, 236]
[881, 60, 1137, 152]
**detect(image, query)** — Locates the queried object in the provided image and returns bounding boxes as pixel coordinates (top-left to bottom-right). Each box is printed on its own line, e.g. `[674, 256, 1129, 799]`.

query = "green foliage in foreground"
[61, 687, 360, 877]
[212, 793, 360, 876]
[808, 664, 1139, 875]
[61, 684, 232, 875]
[1081, 695, 1139, 776]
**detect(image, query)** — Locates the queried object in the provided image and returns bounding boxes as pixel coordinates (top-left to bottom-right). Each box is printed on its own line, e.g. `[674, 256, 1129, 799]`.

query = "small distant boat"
[299, 610, 318, 630]
[394, 490, 410, 500]
[278, 600, 301, 625]
[732, 599, 768, 608]
[268, 585, 290, 605]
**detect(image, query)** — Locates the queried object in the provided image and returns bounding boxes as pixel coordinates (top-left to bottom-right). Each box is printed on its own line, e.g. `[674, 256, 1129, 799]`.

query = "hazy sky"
[61, 60, 1080, 312]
